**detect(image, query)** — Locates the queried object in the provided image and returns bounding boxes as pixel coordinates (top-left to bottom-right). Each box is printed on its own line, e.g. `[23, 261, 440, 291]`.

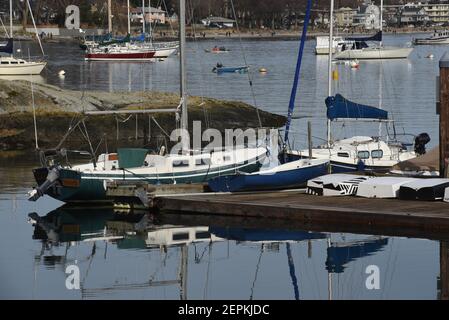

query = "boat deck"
[154, 190, 449, 241]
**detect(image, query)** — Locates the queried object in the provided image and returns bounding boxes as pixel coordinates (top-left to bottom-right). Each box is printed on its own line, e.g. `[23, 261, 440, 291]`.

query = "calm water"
[0, 34, 447, 299]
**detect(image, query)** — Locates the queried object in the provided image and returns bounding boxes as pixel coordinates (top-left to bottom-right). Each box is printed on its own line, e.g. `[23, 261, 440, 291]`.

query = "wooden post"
[440, 241, 449, 300]
[439, 54, 449, 177]
[308, 121, 312, 159]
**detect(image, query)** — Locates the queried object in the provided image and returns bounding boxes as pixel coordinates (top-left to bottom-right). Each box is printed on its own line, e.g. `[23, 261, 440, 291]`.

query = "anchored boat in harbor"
[413, 30, 449, 45]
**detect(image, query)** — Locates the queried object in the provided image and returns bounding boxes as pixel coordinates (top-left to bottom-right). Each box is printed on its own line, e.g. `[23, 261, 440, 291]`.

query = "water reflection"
[25, 206, 440, 299]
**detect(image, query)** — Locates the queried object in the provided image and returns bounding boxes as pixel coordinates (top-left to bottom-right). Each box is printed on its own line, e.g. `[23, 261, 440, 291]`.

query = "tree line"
[0, 0, 414, 31]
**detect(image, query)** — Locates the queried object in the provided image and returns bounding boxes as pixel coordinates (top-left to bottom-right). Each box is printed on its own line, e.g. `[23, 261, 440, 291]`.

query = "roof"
[130, 7, 166, 14]
[202, 16, 235, 23]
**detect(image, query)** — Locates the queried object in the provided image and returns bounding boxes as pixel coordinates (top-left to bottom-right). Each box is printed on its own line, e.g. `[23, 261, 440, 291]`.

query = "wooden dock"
[154, 190, 449, 241]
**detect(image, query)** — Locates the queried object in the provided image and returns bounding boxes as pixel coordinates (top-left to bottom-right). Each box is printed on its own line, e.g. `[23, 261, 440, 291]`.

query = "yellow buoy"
[259, 67, 267, 73]
[332, 69, 339, 80]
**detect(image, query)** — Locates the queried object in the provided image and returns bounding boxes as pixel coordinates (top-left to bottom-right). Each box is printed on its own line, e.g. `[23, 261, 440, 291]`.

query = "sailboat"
[0, 0, 46, 75]
[207, 0, 329, 193]
[333, 0, 413, 60]
[28, 0, 266, 203]
[85, 0, 156, 61]
[284, 0, 420, 173]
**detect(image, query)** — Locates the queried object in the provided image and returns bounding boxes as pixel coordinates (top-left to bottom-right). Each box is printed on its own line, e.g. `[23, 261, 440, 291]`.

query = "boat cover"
[391, 146, 439, 174]
[346, 31, 382, 42]
[0, 38, 13, 55]
[326, 94, 388, 120]
[307, 174, 372, 196]
[356, 177, 416, 198]
[399, 178, 449, 200]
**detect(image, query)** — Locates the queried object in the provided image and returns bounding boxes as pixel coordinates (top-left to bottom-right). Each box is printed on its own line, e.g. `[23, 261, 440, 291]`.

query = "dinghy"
[207, 159, 329, 192]
[399, 178, 449, 201]
[356, 177, 416, 198]
[212, 65, 248, 74]
[307, 174, 372, 196]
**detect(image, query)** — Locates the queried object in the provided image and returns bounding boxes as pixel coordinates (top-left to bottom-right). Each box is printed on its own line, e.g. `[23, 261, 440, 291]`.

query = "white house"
[130, 6, 167, 24]
[201, 16, 235, 28]
[352, 1, 381, 29]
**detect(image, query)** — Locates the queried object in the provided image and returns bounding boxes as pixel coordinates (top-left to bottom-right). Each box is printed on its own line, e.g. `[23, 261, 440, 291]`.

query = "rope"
[229, 0, 262, 128]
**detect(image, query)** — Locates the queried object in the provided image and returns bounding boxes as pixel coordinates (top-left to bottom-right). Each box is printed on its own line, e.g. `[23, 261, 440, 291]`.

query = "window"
[195, 158, 210, 166]
[357, 151, 370, 159]
[0, 61, 8, 65]
[223, 156, 231, 162]
[195, 231, 210, 239]
[173, 233, 189, 241]
[371, 150, 383, 159]
[172, 159, 189, 167]
[337, 152, 350, 158]
[10, 61, 18, 64]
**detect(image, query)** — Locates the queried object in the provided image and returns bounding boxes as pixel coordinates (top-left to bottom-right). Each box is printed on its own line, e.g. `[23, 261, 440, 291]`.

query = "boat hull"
[414, 38, 449, 45]
[284, 153, 393, 173]
[334, 47, 413, 60]
[208, 159, 329, 192]
[32, 158, 263, 203]
[84, 51, 156, 61]
[0, 61, 46, 75]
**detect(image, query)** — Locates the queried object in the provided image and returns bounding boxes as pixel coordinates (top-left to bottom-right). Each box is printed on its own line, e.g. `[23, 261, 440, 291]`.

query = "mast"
[108, 0, 112, 34]
[127, 0, 131, 35]
[9, 0, 12, 57]
[179, 0, 188, 151]
[327, 0, 335, 148]
[283, 0, 313, 148]
[380, 0, 383, 47]
[142, 0, 145, 34]
[9, 0, 12, 38]
[148, 0, 152, 41]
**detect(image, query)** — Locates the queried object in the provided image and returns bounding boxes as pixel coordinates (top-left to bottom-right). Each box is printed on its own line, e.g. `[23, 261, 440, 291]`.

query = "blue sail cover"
[346, 31, 382, 42]
[0, 38, 13, 55]
[326, 94, 388, 120]
[131, 34, 146, 42]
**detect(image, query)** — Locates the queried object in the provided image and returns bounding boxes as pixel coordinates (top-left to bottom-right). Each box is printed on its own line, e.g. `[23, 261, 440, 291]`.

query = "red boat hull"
[85, 51, 156, 61]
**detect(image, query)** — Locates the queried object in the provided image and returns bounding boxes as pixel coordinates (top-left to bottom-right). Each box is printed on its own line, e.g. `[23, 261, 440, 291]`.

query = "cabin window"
[223, 155, 231, 162]
[10, 61, 18, 64]
[1, 61, 8, 64]
[357, 151, 370, 159]
[371, 150, 383, 159]
[172, 233, 189, 241]
[172, 159, 189, 167]
[337, 152, 350, 158]
[195, 158, 210, 166]
[19, 61, 25, 64]
[195, 231, 210, 239]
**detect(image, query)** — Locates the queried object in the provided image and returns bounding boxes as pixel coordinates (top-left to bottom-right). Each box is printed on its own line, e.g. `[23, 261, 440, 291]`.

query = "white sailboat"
[0, 0, 46, 75]
[29, 0, 266, 203]
[285, 0, 419, 173]
[333, 0, 413, 60]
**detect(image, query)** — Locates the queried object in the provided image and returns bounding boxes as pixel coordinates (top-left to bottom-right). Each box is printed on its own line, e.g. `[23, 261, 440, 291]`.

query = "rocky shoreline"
[0, 80, 285, 152]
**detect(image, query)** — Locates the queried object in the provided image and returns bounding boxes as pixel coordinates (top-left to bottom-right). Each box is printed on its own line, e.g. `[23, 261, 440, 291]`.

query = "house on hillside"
[201, 16, 235, 28]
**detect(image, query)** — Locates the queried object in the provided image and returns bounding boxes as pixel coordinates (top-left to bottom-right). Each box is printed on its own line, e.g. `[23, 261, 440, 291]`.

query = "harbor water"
[0, 34, 446, 299]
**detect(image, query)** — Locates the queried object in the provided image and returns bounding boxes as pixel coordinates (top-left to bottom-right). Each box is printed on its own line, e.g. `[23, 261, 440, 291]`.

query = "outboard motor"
[28, 167, 60, 201]
[414, 133, 431, 155]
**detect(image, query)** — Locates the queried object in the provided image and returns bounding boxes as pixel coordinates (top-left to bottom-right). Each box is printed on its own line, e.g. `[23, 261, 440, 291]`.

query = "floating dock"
[154, 189, 449, 241]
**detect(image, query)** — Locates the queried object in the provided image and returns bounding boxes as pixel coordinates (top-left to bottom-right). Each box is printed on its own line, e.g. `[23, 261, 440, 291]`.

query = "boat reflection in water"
[28, 207, 394, 299]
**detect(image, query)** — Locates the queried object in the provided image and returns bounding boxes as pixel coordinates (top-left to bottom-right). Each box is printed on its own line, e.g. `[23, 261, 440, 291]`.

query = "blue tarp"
[326, 94, 388, 120]
[346, 31, 382, 42]
[0, 38, 13, 55]
[131, 34, 146, 42]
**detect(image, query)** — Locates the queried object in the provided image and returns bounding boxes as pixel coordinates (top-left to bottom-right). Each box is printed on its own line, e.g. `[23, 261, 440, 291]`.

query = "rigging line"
[186, 0, 209, 128]
[229, 0, 261, 128]
[81, 119, 97, 167]
[249, 244, 264, 300]
[0, 16, 10, 37]
[26, 0, 45, 57]
[152, 116, 171, 138]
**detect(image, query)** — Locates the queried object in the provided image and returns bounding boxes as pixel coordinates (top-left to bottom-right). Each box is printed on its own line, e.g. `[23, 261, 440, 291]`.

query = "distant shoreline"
[3, 27, 434, 43]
